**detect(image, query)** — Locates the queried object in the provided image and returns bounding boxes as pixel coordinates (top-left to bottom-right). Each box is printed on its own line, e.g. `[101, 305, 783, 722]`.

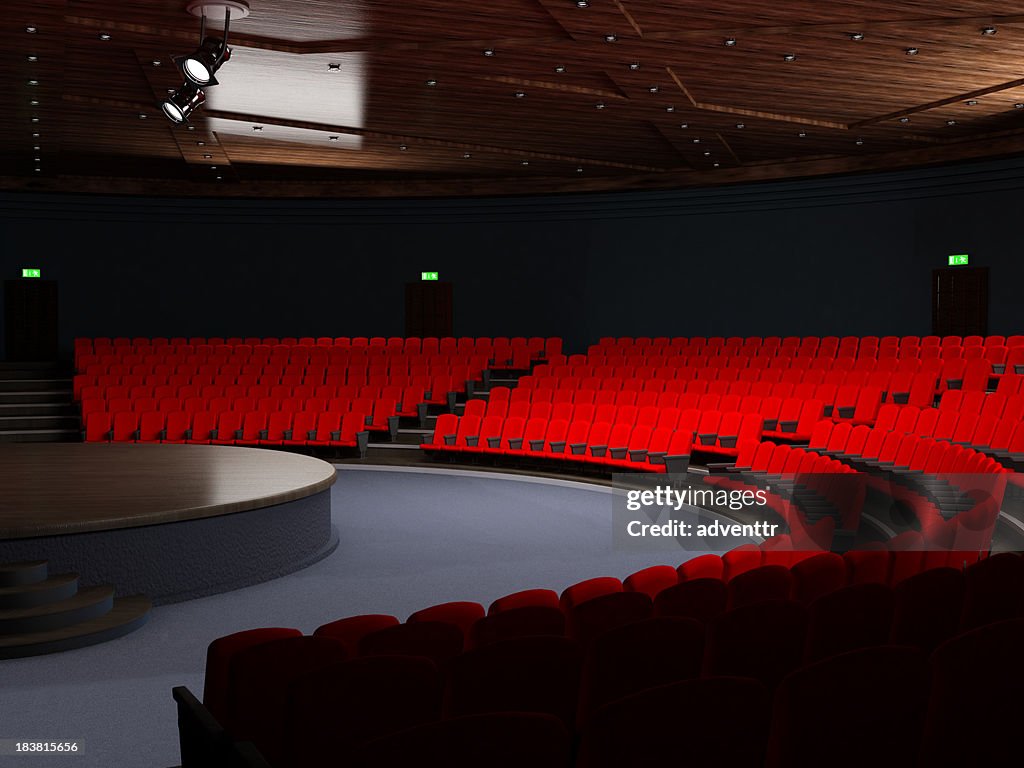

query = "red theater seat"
[313, 614, 400, 656]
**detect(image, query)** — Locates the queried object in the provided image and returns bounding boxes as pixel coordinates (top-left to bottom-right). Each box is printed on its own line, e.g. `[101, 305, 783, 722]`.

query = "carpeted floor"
[0, 466, 717, 768]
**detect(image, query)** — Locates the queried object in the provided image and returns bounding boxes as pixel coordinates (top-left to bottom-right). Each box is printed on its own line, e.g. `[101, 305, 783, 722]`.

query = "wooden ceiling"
[5, 0, 1024, 197]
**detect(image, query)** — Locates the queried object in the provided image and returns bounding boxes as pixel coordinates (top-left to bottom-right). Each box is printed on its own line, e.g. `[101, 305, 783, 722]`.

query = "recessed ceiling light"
[692, 137, 701, 143]
[99, 33, 111, 41]
[34, 167, 41, 172]
[724, 38, 737, 47]
[328, 63, 341, 72]
[666, 106, 675, 112]
[27, 55, 38, 62]
[30, 99, 39, 106]
[33, 145, 40, 151]
[30, 116, 39, 123]
[714, 162, 720, 167]
[399, 144, 408, 151]
[648, 85, 659, 93]
[196, 140, 206, 146]
[703, 151, 711, 156]
[252, 125, 263, 132]
[521, 160, 530, 166]
[187, 125, 196, 131]
[462, 152, 471, 159]
[604, 34, 617, 43]
[203, 153, 213, 158]
[166, 88, 175, 94]
[679, 123, 689, 129]
[965, 99, 978, 106]
[32, 132, 40, 138]
[555, 65, 566, 74]
[27, 79, 38, 86]
[483, 48, 494, 57]
[425, 79, 437, 87]
[850, 32, 865, 41]
[982, 26, 997, 36]
[216, 176, 223, 180]
[783, 54, 796, 62]
[26, 26, 37, 34]
[138, 113, 147, 119]
[152, 59, 162, 67]
[798, 131, 807, 137]
[595, 102, 605, 109]
[905, 47, 919, 55]
[855, 138, 864, 145]
[1016, 103, 1024, 109]
[576, 167, 584, 173]
[946, 119, 957, 126]
[210, 165, 217, 170]
[514, 91, 526, 98]
[576, 0, 589, 7]
[328, 135, 339, 141]
[735, 123, 745, 129]
[899, 116, 910, 123]
[629, 62, 640, 70]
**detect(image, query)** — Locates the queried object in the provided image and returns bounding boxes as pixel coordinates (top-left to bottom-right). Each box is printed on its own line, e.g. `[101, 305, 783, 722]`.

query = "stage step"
[0, 560, 149, 656]
[0, 428, 81, 443]
[0, 561, 48, 588]
[0, 362, 69, 381]
[0, 378, 72, 393]
[0, 415, 80, 431]
[0, 573, 80, 609]
[0, 585, 114, 635]
[0, 595, 151, 660]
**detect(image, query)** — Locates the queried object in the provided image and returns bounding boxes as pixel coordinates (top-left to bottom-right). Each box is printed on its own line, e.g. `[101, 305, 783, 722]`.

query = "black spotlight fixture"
[161, 1, 249, 124]
[161, 82, 206, 124]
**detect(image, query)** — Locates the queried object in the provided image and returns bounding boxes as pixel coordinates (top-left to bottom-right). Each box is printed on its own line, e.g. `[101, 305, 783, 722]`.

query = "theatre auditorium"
[1, 2, 1023, 767]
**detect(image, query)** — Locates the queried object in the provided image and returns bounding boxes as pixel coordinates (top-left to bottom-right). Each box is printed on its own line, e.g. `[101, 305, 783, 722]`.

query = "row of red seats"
[83, 408, 373, 453]
[583, 343, 1017, 365]
[78, 355, 493, 375]
[594, 334, 1023, 350]
[827, 405, 1024, 462]
[74, 371, 464, 404]
[185, 551, 1024, 768]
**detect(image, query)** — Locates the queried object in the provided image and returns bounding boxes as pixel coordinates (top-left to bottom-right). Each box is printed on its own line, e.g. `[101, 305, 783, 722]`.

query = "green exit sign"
[948, 254, 970, 266]
[421, 271, 439, 281]
[21, 268, 41, 278]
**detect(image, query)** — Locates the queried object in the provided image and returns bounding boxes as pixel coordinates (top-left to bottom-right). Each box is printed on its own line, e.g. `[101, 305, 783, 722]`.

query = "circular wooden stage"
[0, 444, 338, 604]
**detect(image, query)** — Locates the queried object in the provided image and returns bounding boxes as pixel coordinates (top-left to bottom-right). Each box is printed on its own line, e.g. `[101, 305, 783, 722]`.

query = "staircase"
[0, 561, 151, 659]
[0, 362, 79, 443]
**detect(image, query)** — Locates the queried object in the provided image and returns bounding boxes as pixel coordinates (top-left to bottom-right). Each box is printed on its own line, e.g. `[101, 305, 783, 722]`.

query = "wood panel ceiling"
[4, 0, 1024, 197]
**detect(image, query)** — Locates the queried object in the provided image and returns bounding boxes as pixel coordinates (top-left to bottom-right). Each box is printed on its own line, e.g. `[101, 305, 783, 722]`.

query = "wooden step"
[0, 561, 47, 588]
[0, 585, 114, 634]
[0, 573, 79, 609]
[0, 595, 151, 659]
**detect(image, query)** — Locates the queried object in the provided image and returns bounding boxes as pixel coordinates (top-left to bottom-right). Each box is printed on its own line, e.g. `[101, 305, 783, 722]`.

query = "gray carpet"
[0, 466, 714, 768]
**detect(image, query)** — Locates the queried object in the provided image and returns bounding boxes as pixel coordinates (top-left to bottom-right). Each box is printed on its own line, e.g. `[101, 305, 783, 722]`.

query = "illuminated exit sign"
[421, 271, 439, 281]
[21, 268, 41, 278]
[948, 254, 969, 266]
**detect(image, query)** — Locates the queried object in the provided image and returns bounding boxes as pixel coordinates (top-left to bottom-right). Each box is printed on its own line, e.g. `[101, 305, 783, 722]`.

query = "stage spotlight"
[176, 36, 231, 86]
[161, 83, 206, 124]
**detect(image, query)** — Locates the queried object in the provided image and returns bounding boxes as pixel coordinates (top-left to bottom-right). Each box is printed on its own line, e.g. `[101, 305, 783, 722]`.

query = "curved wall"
[1, 156, 1023, 357]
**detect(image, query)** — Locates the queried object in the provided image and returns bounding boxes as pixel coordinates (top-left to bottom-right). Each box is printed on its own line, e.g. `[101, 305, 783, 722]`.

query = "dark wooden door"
[405, 282, 453, 337]
[932, 267, 988, 337]
[4, 279, 59, 361]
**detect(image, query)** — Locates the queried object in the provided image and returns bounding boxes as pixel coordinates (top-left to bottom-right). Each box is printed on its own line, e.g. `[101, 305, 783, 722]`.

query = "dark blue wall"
[1, 156, 1023, 359]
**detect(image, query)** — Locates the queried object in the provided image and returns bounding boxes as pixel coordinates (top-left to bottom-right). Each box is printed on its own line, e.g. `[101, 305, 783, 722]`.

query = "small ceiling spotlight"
[648, 85, 659, 93]
[965, 99, 978, 106]
[855, 138, 865, 145]
[703, 151, 711, 156]
[981, 26, 997, 36]
[692, 137, 701, 143]
[160, 82, 205, 124]
[735, 122, 745, 129]
[462, 152, 471, 159]
[514, 91, 526, 98]
[327, 62, 341, 72]
[328, 135, 339, 142]
[425, 78, 438, 86]
[1016, 103, 1024, 109]
[604, 34, 618, 43]
[724, 38, 737, 46]
[595, 102, 606, 109]
[576, 0, 589, 7]
[713, 162, 720, 167]
[850, 32, 865, 41]
[798, 131, 807, 137]
[483, 48, 495, 57]
[99, 33, 112, 41]
[576, 166, 584, 173]
[251, 124, 263, 131]
[899, 116, 910, 123]
[905, 47, 919, 55]
[26, 25, 37, 34]
[783, 53, 796, 62]
[554, 65, 566, 73]
[27, 79, 39, 86]
[946, 119, 957, 126]
[665, 106, 675, 112]
[399, 144, 408, 151]
[27, 54, 38, 62]
[679, 123, 689, 129]
[164, 2, 249, 124]
[629, 62, 641, 70]
[521, 160, 530, 166]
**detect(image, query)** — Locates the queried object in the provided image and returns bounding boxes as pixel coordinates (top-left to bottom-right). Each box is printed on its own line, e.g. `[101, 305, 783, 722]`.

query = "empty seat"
[622, 565, 677, 599]
[282, 655, 442, 766]
[408, 601, 485, 642]
[790, 552, 848, 604]
[577, 677, 771, 768]
[765, 646, 929, 768]
[890, 568, 965, 651]
[359, 621, 464, 665]
[351, 712, 571, 768]
[560, 576, 622, 611]
[959, 552, 1024, 630]
[313, 614, 400, 656]
[803, 583, 894, 662]
[704, 600, 808, 689]
[577, 617, 705, 724]
[566, 591, 653, 647]
[488, 588, 560, 615]
[469, 606, 565, 649]
[726, 565, 794, 610]
[443, 636, 582, 728]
